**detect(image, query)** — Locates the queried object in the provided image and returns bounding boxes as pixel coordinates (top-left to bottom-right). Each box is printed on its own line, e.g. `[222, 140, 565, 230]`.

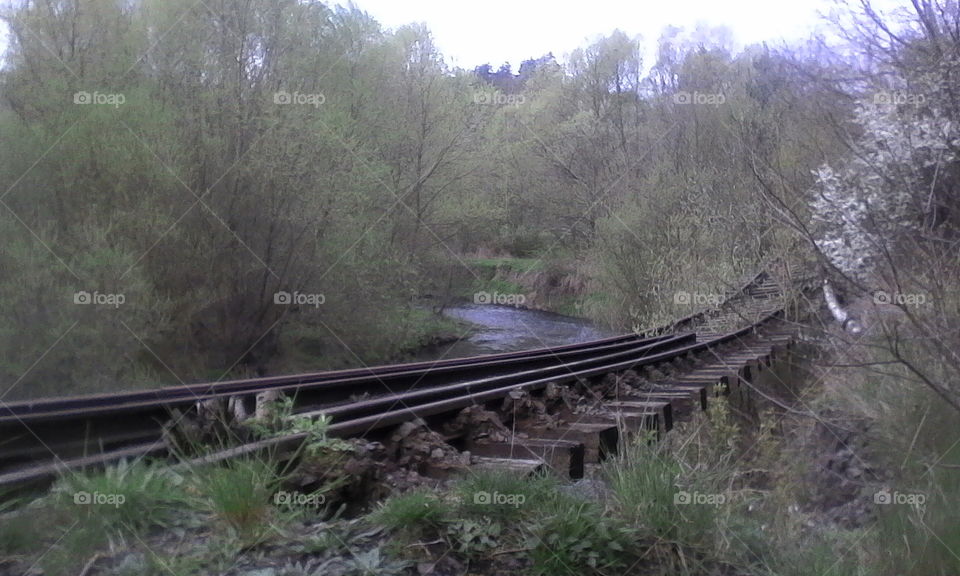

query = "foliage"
[1, 1, 960, 574]
[447, 517, 503, 558]
[524, 492, 633, 576]
[0, 0, 859, 397]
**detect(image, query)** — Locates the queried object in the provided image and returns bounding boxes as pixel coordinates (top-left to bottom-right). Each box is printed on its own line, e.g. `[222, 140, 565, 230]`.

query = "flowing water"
[416, 303, 615, 360]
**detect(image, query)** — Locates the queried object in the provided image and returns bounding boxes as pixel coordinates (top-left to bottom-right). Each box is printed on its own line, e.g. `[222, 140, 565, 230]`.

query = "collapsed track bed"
[0, 265, 804, 493]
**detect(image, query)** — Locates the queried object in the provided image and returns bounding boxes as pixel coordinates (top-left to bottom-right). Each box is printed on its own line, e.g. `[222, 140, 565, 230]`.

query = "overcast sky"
[0, 0, 911, 70]
[353, 0, 843, 69]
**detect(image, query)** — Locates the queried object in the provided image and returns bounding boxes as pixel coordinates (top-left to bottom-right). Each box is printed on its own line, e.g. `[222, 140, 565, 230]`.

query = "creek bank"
[466, 258, 599, 317]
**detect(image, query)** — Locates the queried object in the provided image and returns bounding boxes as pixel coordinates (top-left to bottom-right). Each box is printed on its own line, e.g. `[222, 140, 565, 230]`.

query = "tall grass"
[10, 460, 192, 576]
[605, 439, 718, 545]
[370, 490, 451, 540]
[454, 468, 558, 523]
[190, 457, 283, 544]
[52, 459, 188, 533]
[820, 337, 960, 576]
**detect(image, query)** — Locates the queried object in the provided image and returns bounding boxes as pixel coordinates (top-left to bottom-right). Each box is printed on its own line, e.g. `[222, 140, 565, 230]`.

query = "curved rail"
[0, 334, 685, 486]
[0, 333, 670, 419]
[186, 307, 785, 468]
[0, 266, 791, 491]
[641, 268, 769, 337]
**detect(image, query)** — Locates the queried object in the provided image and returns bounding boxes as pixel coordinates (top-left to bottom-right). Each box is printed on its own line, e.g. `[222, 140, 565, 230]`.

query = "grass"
[53, 459, 189, 533]
[816, 336, 960, 576]
[468, 277, 527, 299]
[191, 457, 282, 544]
[38, 524, 111, 576]
[597, 398, 868, 576]
[5, 329, 956, 576]
[391, 307, 466, 351]
[600, 434, 736, 575]
[774, 535, 871, 576]
[467, 257, 544, 273]
[466, 257, 540, 298]
[454, 468, 558, 523]
[370, 490, 451, 540]
[875, 451, 960, 575]
[606, 439, 712, 540]
[0, 496, 45, 557]
[2, 460, 192, 576]
[369, 470, 641, 572]
[368, 471, 638, 574]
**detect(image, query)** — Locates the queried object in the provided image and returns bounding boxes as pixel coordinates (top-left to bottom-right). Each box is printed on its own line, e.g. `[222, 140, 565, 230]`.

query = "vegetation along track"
[0, 263, 808, 493]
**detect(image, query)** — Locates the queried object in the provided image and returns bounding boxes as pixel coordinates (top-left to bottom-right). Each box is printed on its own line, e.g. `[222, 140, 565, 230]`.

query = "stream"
[415, 303, 614, 361]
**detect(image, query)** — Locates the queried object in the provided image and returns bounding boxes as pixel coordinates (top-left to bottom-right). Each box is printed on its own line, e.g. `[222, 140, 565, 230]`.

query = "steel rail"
[0, 334, 690, 484]
[183, 309, 785, 468]
[0, 333, 670, 419]
[0, 266, 791, 491]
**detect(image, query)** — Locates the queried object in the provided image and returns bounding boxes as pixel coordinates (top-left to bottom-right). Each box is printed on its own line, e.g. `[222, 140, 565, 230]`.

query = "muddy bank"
[470, 259, 598, 317]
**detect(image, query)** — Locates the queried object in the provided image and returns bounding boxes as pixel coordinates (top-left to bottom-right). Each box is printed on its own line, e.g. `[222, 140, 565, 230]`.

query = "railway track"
[646, 259, 811, 338]
[0, 263, 808, 492]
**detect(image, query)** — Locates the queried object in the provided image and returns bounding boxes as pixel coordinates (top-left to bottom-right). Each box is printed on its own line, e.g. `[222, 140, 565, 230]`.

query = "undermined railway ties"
[0, 265, 808, 497]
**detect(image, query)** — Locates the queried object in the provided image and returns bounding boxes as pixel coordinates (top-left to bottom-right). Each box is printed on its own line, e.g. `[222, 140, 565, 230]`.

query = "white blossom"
[810, 85, 957, 282]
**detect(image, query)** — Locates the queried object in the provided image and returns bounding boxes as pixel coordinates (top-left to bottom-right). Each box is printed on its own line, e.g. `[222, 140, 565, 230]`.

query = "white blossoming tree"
[810, 95, 958, 283]
[802, 1, 960, 416]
